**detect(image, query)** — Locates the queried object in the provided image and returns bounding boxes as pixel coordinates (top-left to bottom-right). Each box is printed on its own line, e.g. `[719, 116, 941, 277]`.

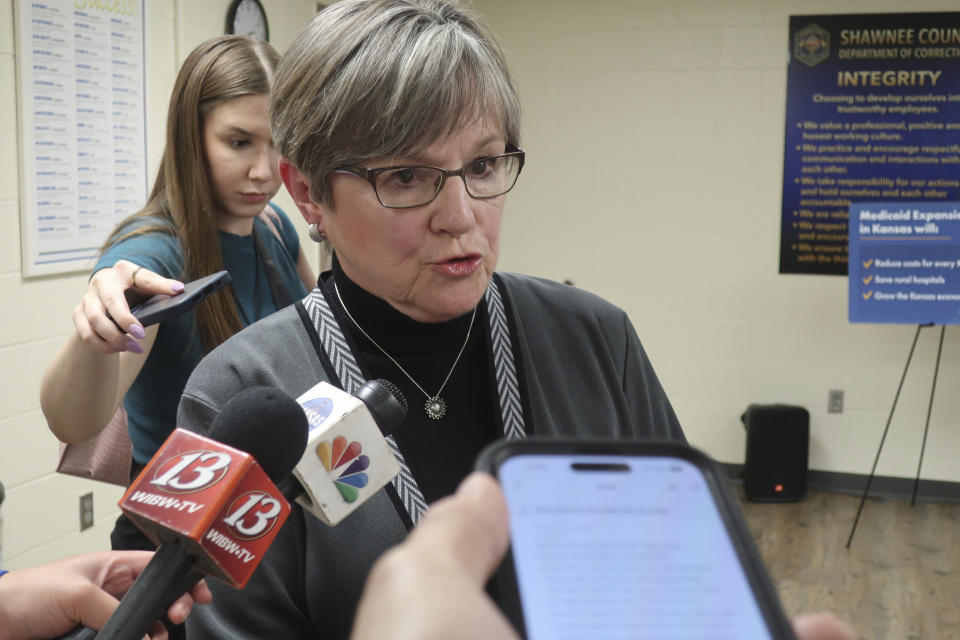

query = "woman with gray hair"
[178, 1, 683, 637]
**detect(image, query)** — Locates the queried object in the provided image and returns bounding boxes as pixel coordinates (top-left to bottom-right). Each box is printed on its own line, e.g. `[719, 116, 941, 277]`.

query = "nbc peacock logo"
[316, 435, 369, 503]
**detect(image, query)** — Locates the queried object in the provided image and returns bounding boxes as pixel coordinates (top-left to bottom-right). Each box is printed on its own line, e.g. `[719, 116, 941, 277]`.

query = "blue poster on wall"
[849, 201, 960, 324]
[781, 13, 960, 276]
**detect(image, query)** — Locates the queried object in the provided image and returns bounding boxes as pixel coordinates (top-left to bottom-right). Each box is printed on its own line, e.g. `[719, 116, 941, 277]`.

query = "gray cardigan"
[180, 272, 684, 638]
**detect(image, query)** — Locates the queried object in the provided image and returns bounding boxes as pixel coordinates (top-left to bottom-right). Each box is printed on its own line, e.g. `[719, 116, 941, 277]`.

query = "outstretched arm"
[40, 261, 182, 442]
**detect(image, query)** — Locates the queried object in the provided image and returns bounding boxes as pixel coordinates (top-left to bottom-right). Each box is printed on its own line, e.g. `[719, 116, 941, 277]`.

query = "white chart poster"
[16, 0, 147, 276]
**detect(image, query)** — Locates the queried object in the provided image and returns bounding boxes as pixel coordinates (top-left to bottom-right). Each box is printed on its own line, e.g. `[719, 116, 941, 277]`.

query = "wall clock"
[226, 0, 269, 42]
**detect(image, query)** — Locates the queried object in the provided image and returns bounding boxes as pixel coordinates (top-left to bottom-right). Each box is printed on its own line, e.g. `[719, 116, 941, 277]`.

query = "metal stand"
[846, 324, 945, 548]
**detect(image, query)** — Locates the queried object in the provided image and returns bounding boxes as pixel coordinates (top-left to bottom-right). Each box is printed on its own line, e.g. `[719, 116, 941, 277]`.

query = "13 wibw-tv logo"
[119, 429, 291, 587]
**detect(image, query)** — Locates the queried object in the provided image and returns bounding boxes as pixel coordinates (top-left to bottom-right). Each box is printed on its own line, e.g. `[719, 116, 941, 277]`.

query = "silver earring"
[307, 223, 327, 243]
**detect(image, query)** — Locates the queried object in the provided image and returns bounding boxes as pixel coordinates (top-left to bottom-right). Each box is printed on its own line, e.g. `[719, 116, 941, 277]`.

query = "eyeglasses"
[333, 146, 525, 209]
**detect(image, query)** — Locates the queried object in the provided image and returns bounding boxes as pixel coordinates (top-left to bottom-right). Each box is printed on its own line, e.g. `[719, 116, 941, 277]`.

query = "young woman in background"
[40, 35, 315, 552]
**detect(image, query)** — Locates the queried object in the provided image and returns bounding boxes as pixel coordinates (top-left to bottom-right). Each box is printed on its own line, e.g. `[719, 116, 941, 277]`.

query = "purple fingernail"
[171, 282, 185, 292]
[128, 324, 146, 339]
[126, 340, 144, 354]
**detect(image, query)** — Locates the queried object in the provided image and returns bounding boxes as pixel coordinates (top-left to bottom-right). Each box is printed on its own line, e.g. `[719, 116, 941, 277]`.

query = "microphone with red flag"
[120, 430, 286, 587]
[86, 386, 309, 640]
[63, 380, 405, 639]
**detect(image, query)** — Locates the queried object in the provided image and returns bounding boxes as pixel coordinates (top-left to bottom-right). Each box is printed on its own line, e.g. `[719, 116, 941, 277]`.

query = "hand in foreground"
[76, 259, 183, 354]
[352, 472, 520, 640]
[793, 613, 856, 640]
[0, 550, 212, 640]
[352, 472, 856, 640]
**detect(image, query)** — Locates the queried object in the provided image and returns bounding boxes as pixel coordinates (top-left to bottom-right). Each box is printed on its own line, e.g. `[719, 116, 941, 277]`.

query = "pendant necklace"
[334, 282, 477, 420]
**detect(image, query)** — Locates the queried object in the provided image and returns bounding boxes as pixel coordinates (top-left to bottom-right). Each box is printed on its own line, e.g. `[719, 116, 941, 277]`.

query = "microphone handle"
[93, 540, 202, 640]
[276, 474, 305, 503]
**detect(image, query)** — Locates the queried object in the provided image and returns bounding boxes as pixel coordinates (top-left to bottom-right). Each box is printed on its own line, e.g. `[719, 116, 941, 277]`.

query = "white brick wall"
[2, 0, 959, 571]
[476, 0, 960, 485]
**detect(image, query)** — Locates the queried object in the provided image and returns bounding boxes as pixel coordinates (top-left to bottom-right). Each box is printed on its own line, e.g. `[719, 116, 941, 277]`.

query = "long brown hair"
[105, 35, 279, 352]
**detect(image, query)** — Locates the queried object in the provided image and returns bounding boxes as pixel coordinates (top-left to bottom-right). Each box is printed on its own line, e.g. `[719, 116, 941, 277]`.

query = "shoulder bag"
[55, 404, 133, 486]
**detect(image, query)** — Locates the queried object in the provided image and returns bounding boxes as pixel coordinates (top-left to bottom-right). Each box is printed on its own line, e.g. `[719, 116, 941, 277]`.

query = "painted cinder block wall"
[3, 0, 958, 569]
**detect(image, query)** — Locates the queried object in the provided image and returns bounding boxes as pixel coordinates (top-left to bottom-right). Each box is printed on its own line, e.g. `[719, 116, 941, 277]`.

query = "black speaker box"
[741, 404, 809, 502]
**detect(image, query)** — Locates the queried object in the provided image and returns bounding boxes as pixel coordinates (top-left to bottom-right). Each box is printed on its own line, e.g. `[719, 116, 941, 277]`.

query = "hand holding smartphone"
[111, 270, 232, 331]
[129, 270, 231, 326]
[477, 439, 797, 640]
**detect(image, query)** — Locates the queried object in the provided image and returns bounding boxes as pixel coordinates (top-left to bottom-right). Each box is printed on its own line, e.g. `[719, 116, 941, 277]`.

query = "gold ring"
[131, 266, 143, 287]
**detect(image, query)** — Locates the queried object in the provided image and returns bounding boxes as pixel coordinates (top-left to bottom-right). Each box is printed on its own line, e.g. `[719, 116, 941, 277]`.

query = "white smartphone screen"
[499, 453, 775, 640]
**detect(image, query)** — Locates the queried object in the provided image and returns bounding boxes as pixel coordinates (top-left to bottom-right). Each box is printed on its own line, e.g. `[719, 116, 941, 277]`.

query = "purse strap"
[253, 214, 294, 310]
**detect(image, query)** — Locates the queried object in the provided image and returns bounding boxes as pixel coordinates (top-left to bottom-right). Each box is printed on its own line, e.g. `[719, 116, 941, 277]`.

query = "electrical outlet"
[79, 492, 94, 531]
[828, 389, 844, 414]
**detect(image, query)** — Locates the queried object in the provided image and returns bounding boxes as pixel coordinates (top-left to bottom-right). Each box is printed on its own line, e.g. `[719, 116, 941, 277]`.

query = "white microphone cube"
[293, 381, 401, 525]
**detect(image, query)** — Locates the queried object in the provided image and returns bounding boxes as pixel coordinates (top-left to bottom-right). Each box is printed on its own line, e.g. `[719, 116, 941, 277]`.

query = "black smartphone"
[128, 270, 232, 327]
[476, 438, 797, 640]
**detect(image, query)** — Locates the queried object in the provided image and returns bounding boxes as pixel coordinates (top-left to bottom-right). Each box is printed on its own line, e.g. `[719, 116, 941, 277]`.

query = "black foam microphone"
[58, 387, 308, 640]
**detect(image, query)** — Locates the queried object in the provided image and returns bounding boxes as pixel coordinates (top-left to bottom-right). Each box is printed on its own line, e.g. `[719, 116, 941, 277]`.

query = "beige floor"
[736, 485, 960, 640]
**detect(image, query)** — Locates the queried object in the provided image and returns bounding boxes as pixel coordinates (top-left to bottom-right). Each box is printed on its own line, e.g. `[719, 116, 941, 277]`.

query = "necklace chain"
[334, 282, 477, 419]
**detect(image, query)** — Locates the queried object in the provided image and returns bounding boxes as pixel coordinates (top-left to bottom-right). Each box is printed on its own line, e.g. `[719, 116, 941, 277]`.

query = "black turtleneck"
[319, 257, 500, 506]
